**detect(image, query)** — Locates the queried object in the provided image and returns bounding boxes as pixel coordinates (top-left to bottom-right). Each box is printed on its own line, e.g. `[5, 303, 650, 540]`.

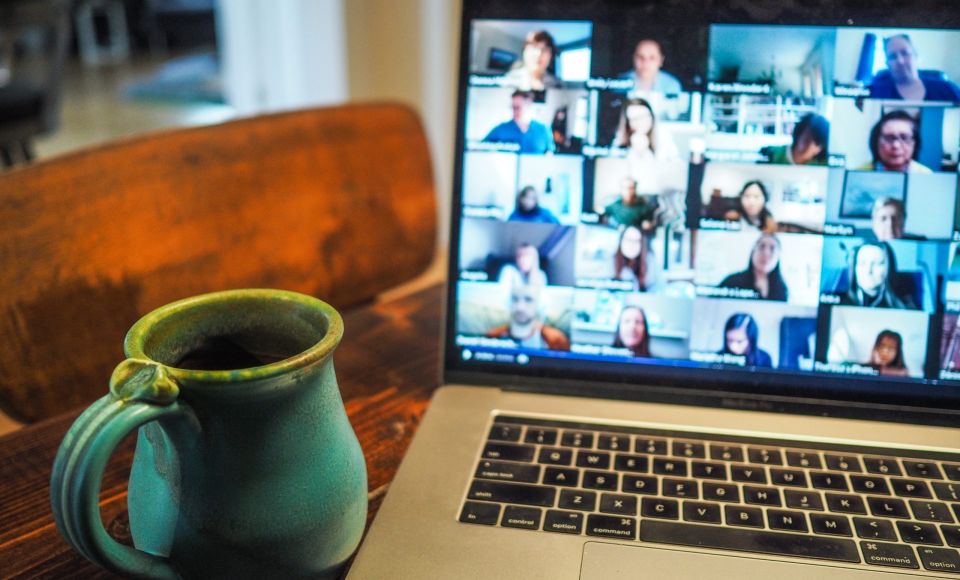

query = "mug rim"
[124, 288, 343, 385]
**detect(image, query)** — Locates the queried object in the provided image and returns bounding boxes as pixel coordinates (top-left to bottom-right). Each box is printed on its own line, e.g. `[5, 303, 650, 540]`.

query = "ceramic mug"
[51, 289, 367, 579]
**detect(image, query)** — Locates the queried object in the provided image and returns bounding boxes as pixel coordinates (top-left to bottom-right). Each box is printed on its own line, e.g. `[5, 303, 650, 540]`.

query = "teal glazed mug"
[50, 289, 368, 579]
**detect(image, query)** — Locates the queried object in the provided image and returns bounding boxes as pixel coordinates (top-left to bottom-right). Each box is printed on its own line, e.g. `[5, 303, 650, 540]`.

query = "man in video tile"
[483, 90, 555, 154]
[869, 34, 960, 102]
[620, 39, 682, 94]
[602, 177, 656, 229]
[508, 186, 559, 224]
[485, 284, 570, 350]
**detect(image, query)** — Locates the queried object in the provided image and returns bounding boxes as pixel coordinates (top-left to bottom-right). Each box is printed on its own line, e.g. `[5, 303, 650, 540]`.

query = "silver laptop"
[349, 1, 960, 577]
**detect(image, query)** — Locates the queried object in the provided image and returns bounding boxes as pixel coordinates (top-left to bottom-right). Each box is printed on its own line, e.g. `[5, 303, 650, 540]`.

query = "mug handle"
[51, 359, 192, 579]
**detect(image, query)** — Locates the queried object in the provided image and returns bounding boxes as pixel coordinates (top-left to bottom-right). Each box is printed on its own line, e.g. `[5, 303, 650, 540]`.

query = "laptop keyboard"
[458, 415, 960, 575]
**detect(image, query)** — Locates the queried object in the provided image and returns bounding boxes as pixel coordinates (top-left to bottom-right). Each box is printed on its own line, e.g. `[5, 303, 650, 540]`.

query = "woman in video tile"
[498, 243, 549, 288]
[839, 242, 917, 309]
[614, 225, 651, 291]
[508, 186, 560, 224]
[869, 34, 960, 102]
[760, 114, 830, 166]
[866, 330, 909, 377]
[612, 306, 652, 357]
[613, 97, 679, 185]
[719, 234, 789, 301]
[723, 180, 777, 233]
[860, 110, 931, 173]
[720, 313, 773, 368]
[503, 30, 560, 92]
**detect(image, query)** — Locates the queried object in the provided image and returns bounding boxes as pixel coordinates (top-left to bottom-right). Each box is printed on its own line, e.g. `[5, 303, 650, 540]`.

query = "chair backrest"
[0, 103, 436, 422]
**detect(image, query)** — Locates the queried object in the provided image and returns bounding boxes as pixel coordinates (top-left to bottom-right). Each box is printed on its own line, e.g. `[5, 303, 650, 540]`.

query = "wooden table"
[0, 283, 444, 579]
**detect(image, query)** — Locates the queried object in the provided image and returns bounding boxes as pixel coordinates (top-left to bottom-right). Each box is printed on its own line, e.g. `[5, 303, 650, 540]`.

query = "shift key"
[468, 480, 556, 507]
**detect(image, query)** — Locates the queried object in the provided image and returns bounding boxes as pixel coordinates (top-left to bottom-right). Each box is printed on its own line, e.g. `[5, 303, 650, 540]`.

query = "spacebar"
[640, 521, 861, 563]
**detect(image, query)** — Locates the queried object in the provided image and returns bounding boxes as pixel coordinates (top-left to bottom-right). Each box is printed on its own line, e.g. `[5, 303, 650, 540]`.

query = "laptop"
[349, 1, 960, 577]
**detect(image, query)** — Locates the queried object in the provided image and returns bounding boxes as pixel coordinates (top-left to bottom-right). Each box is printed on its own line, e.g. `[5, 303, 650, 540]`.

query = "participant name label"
[697, 286, 760, 300]
[708, 81, 771, 95]
[814, 362, 879, 376]
[690, 351, 747, 366]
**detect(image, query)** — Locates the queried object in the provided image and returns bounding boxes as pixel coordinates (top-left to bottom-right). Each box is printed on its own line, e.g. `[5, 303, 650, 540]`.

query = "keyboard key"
[560, 431, 594, 449]
[743, 486, 781, 506]
[586, 514, 636, 540]
[641, 520, 860, 563]
[653, 458, 688, 477]
[622, 475, 658, 495]
[944, 525, 960, 548]
[683, 501, 722, 524]
[475, 460, 541, 483]
[642, 497, 679, 520]
[543, 510, 583, 534]
[467, 480, 556, 507]
[662, 478, 698, 499]
[811, 514, 852, 536]
[891, 478, 931, 498]
[825, 454, 862, 473]
[702, 482, 740, 503]
[944, 464, 960, 481]
[731, 465, 767, 484]
[482, 442, 535, 462]
[459, 501, 500, 525]
[613, 454, 649, 473]
[910, 500, 955, 523]
[691, 461, 727, 480]
[853, 517, 897, 541]
[583, 470, 618, 491]
[576, 450, 611, 470]
[784, 490, 823, 511]
[810, 472, 848, 491]
[599, 493, 637, 516]
[488, 424, 522, 442]
[747, 447, 783, 466]
[867, 497, 910, 519]
[672, 440, 705, 459]
[825, 493, 866, 514]
[860, 541, 919, 569]
[850, 475, 889, 495]
[768, 509, 808, 533]
[897, 521, 943, 545]
[785, 450, 822, 469]
[917, 546, 960, 574]
[635, 437, 667, 455]
[710, 444, 744, 463]
[904, 461, 942, 479]
[597, 433, 630, 451]
[933, 482, 960, 502]
[537, 447, 572, 466]
[770, 469, 807, 487]
[558, 489, 597, 511]
[543, 467, 579, 487]
[524, 428, 557, 446]
[501, 506, 542, 530]
[863, 457, 902, 476]
[725, 505, 764, 528]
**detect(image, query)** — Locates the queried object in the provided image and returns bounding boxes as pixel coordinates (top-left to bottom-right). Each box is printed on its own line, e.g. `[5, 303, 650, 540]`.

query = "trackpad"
[580, 542, 889, 579]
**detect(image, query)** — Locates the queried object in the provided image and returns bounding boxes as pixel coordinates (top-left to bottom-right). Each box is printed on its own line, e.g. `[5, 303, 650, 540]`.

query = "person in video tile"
[859, 111, 930, 173]
[614, 225, 651, 291]
[720, 313, 773, 368]
[839, 242, 917, 309]
[613, 97, 679, 185]
[483, 90, 555, 154]
[869, 34, 960, 102]
[619, 39, 682, 94]
[508, 186, 559, 224]
[498, 243, 548, 288]
[719, 234, 789, 301]
[866, 329, 909, 377]
[602, 177, 656, 230]
[485, 283, 570, 350]
[504, 30, 560, 91]
[760, 114, 830, 166]
[871, 198, 907, 241]
[723, 180, 777, 233]
[612, 306, 652, 357]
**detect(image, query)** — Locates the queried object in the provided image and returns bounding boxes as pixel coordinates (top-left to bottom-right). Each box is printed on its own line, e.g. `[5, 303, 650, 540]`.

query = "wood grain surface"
[0, 103, 436, 422]
[0, 283, 444, 579]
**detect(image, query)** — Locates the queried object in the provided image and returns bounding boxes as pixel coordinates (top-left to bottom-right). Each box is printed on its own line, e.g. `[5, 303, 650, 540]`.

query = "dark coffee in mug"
[174, 335, 291, 370]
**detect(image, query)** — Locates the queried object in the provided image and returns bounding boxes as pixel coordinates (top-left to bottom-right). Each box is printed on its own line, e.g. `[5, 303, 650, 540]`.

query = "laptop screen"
[445, 0, 960, 412]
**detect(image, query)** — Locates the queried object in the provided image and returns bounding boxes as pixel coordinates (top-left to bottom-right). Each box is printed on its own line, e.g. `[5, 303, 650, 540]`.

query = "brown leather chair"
[0, 103, 437, 423]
